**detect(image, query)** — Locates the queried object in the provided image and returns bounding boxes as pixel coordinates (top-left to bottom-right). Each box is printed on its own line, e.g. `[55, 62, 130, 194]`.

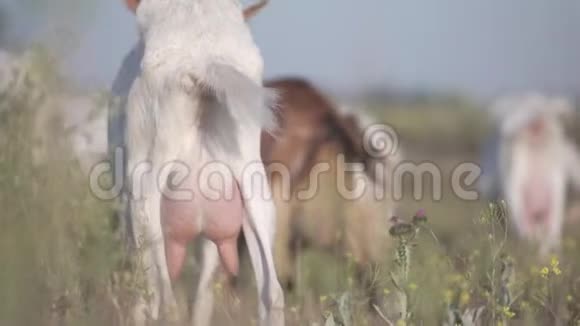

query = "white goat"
[495, 94, 580, 257]
[125, 0, 284, 325]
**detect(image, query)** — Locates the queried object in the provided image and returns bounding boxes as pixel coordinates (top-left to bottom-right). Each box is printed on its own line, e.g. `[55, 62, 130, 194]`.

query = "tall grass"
[2, 50, 580, 326]
[0, 52, 124, 326]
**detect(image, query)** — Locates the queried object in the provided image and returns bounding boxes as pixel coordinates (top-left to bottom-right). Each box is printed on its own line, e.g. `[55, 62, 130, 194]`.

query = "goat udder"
[161, 176, 244, 280]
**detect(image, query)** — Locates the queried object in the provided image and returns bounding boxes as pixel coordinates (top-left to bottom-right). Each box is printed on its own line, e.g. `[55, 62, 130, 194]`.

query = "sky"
[4, 0, 580, 99]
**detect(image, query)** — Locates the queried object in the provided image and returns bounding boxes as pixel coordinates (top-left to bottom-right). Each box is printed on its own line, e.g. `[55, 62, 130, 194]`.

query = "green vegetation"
[2, 51, 580, 326]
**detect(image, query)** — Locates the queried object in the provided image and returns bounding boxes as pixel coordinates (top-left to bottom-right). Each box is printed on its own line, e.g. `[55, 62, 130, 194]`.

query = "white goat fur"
[497, 94, 580, 256]
[126, 0, 283, 325]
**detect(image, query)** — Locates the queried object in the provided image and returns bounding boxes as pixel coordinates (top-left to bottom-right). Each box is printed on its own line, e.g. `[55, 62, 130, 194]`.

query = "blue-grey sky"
[5, 0, 580, 98]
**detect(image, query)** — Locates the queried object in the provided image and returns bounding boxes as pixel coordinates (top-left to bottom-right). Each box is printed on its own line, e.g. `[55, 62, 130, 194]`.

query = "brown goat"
[257, 78, 399, 304]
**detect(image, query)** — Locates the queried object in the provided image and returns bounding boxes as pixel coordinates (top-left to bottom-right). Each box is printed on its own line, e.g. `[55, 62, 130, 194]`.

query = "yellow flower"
[550, 257, 562, 275]
[502, 306, 516, 319]
[408, 283, 418, 291]
[540, 267, 550, 279]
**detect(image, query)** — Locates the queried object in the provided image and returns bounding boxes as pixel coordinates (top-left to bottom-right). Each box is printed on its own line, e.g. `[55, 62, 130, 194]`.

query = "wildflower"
[412, 209, 427, 224]
[408, 283, 418, 291]
[389, 222, 414, 237]
[501, 306, 516, 319]
[383, 288, 390, 296]
[477, 217, 486, 225]
[394, 238, 411, 280]
[540, 267, 550, 279]
[459, 291, 470, 306]
[550, 257, 562, 275]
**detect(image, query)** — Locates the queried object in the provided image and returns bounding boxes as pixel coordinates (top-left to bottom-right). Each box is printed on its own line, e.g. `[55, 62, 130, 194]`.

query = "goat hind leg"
[271, 179, 295, 291]
[137, 164, 179, 322]
[239, 171, 285, 326]
[192, 239, 220, 326]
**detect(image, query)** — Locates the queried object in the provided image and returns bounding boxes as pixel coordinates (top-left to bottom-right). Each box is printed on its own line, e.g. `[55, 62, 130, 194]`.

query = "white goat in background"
[495, 94, 580, 257]
[125, 0, 284, 325]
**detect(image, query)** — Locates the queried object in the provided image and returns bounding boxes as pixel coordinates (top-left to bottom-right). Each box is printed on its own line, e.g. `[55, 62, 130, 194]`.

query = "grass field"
[2, 59, 580, 326]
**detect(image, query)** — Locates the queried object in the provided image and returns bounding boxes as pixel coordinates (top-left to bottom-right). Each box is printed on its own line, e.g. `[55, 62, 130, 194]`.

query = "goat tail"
[201, 63, 277, 132]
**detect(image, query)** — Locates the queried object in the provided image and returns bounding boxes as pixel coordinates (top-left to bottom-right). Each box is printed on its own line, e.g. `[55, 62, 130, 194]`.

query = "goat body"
[126, 0, 283, 324]
[498, 95, 580, 256]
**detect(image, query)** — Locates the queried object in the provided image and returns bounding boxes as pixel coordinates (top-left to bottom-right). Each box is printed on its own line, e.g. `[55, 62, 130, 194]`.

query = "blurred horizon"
[2, 0, 580, 101]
